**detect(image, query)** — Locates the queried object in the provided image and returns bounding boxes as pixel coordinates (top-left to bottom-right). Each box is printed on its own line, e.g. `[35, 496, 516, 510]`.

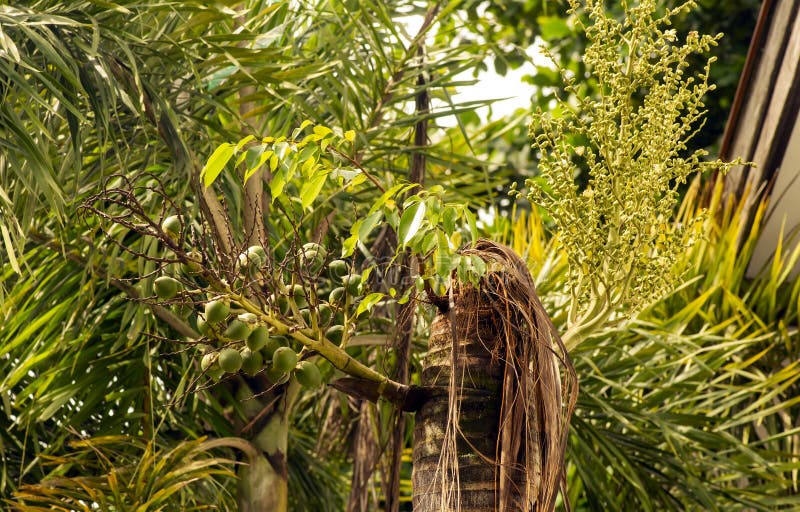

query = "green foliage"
[489, 180, 800, 510]
[8, 437, 237, 511]
[0, 0, 788, 510]
[527, 0, 739, 347]
[0, 0, 509, 507]
[458, 0, 759, 157]
[203, 122, 490, 289]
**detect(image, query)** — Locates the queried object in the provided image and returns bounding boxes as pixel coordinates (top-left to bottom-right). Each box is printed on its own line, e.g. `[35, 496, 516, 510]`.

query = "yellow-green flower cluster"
[527, 0, 738, 346]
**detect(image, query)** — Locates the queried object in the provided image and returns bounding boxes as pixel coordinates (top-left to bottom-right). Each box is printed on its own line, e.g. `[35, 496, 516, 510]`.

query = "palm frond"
[7, 435, 237, 511]
[490, 178, 800, 510]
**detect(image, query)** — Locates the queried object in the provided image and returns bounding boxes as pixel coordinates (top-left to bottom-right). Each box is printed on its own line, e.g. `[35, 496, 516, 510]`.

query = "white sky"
[441, 58, 538, 124]
[397, 14, 549, 126]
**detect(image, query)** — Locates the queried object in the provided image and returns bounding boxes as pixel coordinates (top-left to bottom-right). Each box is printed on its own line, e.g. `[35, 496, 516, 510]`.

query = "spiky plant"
[488, 177, 800, 510]
[9, 437, 239, 511]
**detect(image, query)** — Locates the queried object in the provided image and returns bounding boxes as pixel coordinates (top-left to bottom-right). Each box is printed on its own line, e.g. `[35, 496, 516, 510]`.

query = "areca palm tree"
[0, 0, 519, 509]
[3, 1, 799, 512]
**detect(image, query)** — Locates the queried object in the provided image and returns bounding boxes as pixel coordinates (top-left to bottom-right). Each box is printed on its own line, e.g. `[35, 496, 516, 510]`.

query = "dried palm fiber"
[412, 240, 578, 511]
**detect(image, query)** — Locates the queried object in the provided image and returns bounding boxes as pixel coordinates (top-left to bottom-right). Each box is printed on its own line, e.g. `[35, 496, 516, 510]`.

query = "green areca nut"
[200, 352, 217, 371]
[154, 276, 181, 299]
[247, 326, 269, 351]
[260, 336, 284, 360]
[329, 287, 345, 305]
[207, 363, 225, 381]
[205, 299, 230, 323]
[196, 316, 211, 336]
[328, 259, 348, 281]
[302, 242, 328, 260]
[269, 293, 290, 315]
[303, 248, 326, 273]
[294, 360, 322, 388]
[248, 245, 267, 265]
[181, 250, 203, 275]
[290, 284, 309, 308]
[266, 364, 289, 384]
[326, 325, 345, 344]
[238, 312, 258, 325]
[318, 303, 332, 325]
[162, 215, 181, 239]
[218, 348, 242, 373]
[241, 348, 264, 376]
[272, 346, 298, 373]
[224, 319, 251, 340]
[342, 273, 361, 295]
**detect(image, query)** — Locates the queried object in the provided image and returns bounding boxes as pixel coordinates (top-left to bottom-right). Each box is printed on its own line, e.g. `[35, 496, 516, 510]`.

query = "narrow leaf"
[313, 125, 332, 138]
[358, 211, 383, 241]
[235, 135, 255, 151]
[465, 209, 478, 243]
[201, 143, 235, 188]
[398, 201, 427, 247]
[356, 293, 384, 317]
[270, 166, 287, 201]
[300, 168, 328, 209]
[342, 234, 358, 258]
[1, 223, 20, 273]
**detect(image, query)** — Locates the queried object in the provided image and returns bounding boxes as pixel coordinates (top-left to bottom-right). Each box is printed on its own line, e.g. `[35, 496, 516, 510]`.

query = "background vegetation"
[2, 1, 798, 511]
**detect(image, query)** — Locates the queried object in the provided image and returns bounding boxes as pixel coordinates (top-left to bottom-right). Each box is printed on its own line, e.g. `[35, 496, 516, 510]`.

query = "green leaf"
[368, 183, 410, 215]
[457, 254, 471, 284]
[442, 206, 457, 234]
[470, 254, 487, 277]
[201, 143, 235, 188]
[245, 149, 273, 183]
[356, 293, 384, 317]
[293, 119, 314, 138]
[434, 231, 455, 278]
[398, 201, 427, 247]
[464, 209, 478, 243]
[397, 287, 412, 305]
[538, 16, 571, 40]
[361, 266, 373, 286]
[358, 211, 383, 241]
[313, 125, 332, 139]
[0, 26, 21, 63]
[420, 230, 438, 254]
[1, 223, 20, 273]
[235, 135, 255, 152]
[436, 248, 455, 278]
[342, 234, 358, 257]
[333, 167, 361, 183]
[348, 173, 367, 188]
[300, 168, 328, 209]
[384, 208, 400, 231]
[270, 165, 287, 201]
[301, 156, 316, 177]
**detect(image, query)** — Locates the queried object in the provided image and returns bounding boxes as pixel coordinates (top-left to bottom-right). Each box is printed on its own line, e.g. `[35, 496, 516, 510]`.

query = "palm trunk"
[237, 381, 299, 512]
[238, 449, 288, 512]
[412, 286, 511, 511]
[412, 242, 577, 512]
[346, 401, 380, 512]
